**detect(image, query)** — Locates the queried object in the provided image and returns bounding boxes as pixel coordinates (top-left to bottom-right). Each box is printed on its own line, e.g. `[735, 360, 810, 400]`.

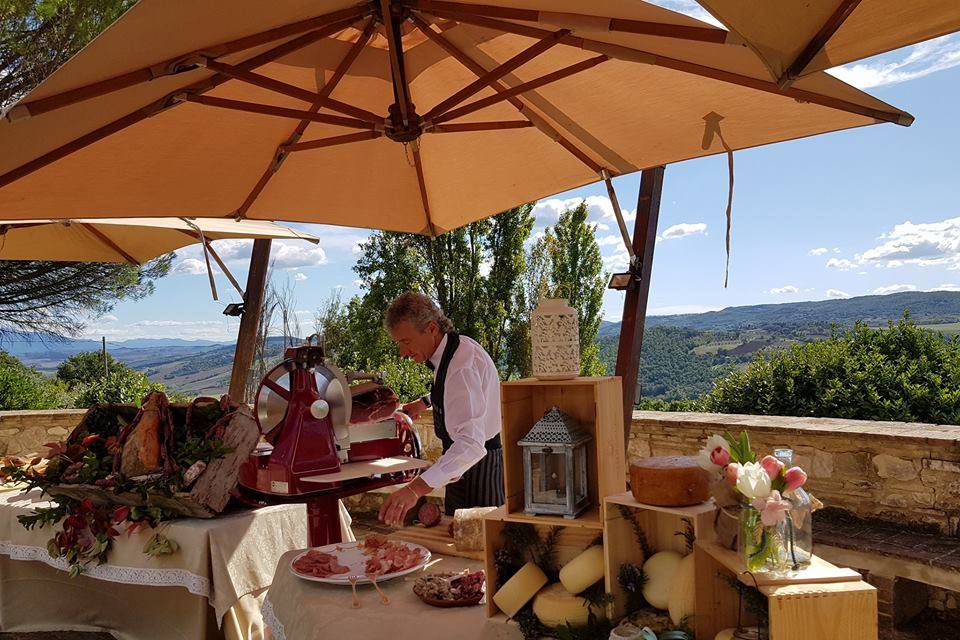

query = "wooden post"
[102, 336, 109, 377]
[614, 166, 665, 455]
[228, 238, 272, 403]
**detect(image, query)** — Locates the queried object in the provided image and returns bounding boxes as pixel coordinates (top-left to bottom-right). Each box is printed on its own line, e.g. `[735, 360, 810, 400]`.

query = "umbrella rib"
[422, 28, 569, 122]
[231, 18, 380, 220]
[6, 4, 373, 121]
[777, 0, 864, 89]
[432, 55, 608, 126]
[202, 60, 382, 123]
[282, 130, 383, 152]
[411, 145, 436, 236]
[179, 94, 377, 130]
[427, 10, 912, 127]
[428, 120, 533, 132]
[402, 1, 729, 44]
[175, 226, 245, 297]
[78, 223, 139, 265]
[0, 16, 367, 191]
[408, 12, 600, 173]
[380, 0, 414, 124]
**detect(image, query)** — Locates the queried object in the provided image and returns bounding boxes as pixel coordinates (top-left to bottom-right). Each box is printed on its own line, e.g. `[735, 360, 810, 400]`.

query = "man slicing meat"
[378, 292, 504, 526]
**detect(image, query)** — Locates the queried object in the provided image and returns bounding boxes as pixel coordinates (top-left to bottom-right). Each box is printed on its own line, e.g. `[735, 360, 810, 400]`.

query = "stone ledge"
[633, 411, 960, 447]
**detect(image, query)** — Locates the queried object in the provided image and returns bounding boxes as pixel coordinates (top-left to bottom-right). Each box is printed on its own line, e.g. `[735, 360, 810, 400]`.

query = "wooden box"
[500, 377, 626, 528]
[602, 492, 716, 620]
[694, 541, 877, 640]
[483, 505, 603, 618]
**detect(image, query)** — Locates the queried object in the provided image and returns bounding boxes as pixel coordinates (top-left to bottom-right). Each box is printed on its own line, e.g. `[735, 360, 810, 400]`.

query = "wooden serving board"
[388, 516, 484, 561]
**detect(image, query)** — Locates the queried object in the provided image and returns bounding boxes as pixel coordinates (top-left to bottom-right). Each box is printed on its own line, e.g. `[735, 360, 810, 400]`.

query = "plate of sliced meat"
[290, 535, 431, 585]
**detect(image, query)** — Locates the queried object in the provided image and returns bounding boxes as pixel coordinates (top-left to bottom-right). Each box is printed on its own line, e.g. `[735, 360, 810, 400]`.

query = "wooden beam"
[423, 28, 568, 121]
[179, 94, 377, 129]
[8, 5, 372, 120]
[614, 166, 664, 455]
[778, 0, 863, 88]
[409, 12, 601, 172]
[0, 18, 367, 190]
[403, 1, 728, 44]
[203, 59, 382, 123]
[411, 145, 436, 236]
[380, 0, 413, 124]
[432, 55, 608, 125]
[78, 223, 139, 264]
[429, 120, 533, 132]
[282, 130, 382, 152]
[229, 238, 272, 402]
[234, 18, 379, 219]
[423, 9, 913, 126]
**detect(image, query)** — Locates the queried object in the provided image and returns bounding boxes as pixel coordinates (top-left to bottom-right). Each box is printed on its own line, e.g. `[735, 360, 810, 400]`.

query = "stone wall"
[629, 411, 960, 536]
[0, 409, 87, 458]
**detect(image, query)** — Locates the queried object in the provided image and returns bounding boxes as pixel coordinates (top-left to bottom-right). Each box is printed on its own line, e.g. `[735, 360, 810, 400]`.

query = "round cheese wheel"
[630, 456, 711, 507]
[641, 550, 682, 610]
[532, 583, 604, 628]
[668, 553, 696, 625]
[559, 545, 605, 594]
[715, 630, 736, 640]
[493, 562, 548, 618]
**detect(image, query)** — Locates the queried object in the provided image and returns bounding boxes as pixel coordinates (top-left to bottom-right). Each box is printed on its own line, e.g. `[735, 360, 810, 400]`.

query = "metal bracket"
[601, 169, 637, 267]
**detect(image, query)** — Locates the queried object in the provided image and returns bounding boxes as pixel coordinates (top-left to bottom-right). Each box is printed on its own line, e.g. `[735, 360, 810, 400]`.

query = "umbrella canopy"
[698, 0, 960, 87]
[0, 0, 912, 235]
[0, 217, 318, 264]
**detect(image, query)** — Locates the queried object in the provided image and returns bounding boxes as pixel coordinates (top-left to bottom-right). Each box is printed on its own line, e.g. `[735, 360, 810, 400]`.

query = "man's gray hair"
[385, 292, 454, 334]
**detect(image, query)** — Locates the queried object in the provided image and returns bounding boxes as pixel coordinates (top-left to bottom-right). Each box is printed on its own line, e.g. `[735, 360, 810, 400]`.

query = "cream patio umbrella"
[697, 0, 960, 88]
[0, 0, 913, 237]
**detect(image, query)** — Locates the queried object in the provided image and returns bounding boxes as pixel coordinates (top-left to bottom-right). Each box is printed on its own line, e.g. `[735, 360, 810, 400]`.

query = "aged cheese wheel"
[641, 551, 682, 610]
[493, 562, 548, 617]
[452, 507, 497, 551]
[668, 553, 696, 624]
[630, 456, 710, 506]
[559, 545, 605, 594]
[714, 630, 736, 640]
[533, 583, 604, 628]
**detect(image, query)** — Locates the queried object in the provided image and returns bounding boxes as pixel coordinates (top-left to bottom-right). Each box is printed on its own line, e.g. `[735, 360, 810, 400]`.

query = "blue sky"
[85, 26, 960, 343]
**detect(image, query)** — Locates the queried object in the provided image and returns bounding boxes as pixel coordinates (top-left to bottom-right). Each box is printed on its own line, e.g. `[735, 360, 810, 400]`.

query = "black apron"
[429, 333, 504, 516]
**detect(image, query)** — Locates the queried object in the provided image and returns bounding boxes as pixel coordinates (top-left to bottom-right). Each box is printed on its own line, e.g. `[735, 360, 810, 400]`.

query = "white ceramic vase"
[531, 297, 580, 380]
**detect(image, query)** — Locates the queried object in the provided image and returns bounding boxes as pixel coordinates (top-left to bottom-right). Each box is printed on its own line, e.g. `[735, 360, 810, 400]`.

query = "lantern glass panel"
[531, 450, 567, 506]
[574, 447, 586, 500]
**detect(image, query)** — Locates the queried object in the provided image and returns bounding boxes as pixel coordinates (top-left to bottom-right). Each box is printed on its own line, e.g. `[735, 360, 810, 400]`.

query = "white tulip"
[736, 462, 772, 500]
[697, 434, 730, 473]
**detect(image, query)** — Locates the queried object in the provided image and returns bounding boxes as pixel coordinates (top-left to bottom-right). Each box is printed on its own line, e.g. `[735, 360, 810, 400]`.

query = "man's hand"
[401, 398, 427, 420]
[378, 477, 431, 527]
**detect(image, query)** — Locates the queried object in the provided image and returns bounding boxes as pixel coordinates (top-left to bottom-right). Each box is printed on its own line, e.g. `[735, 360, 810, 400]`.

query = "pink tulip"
[784, 467, 808, 493]
[710, 446, 730, 467]
[724, 463, 741, 486]
[751, 490, 792, 527]
[760, 455, 785, 481]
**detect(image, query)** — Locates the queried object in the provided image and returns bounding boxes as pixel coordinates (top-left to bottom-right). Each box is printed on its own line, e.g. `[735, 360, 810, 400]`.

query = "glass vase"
[774, 448, 813, 571]
[738, 502, 789, 573]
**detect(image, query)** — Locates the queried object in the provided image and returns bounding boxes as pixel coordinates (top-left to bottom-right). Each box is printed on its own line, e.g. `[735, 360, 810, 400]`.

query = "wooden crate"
[694, 541, 877, 640]
[500, 377, 626, 528]
[602, 492, 716, 620]
[483, 505, 604, 618]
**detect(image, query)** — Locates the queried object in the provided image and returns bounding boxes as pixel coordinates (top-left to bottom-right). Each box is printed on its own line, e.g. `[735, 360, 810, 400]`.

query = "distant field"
[920, 323, 960, 337]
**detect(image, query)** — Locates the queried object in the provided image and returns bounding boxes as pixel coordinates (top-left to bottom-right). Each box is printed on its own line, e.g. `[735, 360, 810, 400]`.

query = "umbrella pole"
[614, 166, 665, 457]
[228, 238, 272, 403]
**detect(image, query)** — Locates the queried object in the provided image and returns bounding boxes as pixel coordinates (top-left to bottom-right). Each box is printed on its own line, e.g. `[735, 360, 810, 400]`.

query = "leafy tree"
[56, 350, 121, 388]
[703, 316, 960, 424]
[548, 202, 607, 376]
[0, 351, 71, 409]
[73, 369, 165, 408]
[1, 0, 134, 108]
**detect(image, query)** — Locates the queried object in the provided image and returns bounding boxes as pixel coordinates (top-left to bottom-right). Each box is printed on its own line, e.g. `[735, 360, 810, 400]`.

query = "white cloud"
[856, 217, 960, 270]
[826, 257, 859, 271]
[294, 272, 308, 282]
[602, 244, 630, 272]
[826, 289, 850, 299]
[829, 35, 960, 89]
[769, 285, 800, 295]
[931, 284, 960, 292]
[172, 258, 212, 275]
[808, 247, 828, 256]
[352, 279, 366, 288]
[597, 235, 625, 247]
[532, 196, 636, 230]
[873, 284, 917, 295]
[100, 314, 119, 323]
[271, 242, 327, 269]
[660, 223, 707, 241]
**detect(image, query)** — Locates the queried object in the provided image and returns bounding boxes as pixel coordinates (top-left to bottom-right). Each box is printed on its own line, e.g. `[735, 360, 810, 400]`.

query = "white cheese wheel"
[668, 553, 696, 624]
[532, 583, 605, 628]
[493, 562, 548, 617]
[641, 550, 682, 610]
[714, 629, 736, 640]
[559, 545, 605, 594]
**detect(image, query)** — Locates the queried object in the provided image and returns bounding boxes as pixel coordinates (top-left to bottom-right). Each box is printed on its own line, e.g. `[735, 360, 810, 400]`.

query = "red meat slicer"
[237, 337, 428, 545]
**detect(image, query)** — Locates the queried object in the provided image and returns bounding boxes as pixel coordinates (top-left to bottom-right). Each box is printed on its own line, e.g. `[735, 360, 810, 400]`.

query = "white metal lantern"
[531, 296, 580, 380]
[518, 406, 591, 519]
